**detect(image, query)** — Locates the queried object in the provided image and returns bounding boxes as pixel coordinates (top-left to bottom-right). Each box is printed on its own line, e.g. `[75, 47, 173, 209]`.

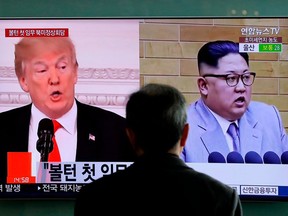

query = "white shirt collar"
[206, 106, 239, 134]
[31, 100, 77, 134]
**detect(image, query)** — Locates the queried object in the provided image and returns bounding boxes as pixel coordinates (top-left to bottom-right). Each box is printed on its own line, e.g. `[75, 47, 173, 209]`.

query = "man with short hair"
[181, 40, 288, 163]
[74, 83, 243, 215]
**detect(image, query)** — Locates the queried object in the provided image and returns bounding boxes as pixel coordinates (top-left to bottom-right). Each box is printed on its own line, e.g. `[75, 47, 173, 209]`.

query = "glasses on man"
[202, 72, 256, 87]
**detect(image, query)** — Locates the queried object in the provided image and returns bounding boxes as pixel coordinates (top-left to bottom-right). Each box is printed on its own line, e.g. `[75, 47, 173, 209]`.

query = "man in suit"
[181, 40, 288, 163]
[0, 37, 135, 182]
[74, 83, 243, 215]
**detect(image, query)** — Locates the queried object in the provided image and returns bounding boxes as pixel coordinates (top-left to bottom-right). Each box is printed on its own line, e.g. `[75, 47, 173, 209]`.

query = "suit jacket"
[74, 153, 242, 215]
[181, 98, 288, 162]
[0, 99, 136, 182]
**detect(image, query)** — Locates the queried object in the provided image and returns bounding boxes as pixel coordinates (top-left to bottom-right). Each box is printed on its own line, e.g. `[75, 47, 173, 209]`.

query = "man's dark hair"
[126, 83, 187, 154]
[197, 40, 249, 72]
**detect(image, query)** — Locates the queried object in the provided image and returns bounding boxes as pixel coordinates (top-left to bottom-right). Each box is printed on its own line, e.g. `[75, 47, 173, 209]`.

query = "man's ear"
[18, 76, 29, 93]
[198, 77, 208, 96]
[180, 123, 189, 147]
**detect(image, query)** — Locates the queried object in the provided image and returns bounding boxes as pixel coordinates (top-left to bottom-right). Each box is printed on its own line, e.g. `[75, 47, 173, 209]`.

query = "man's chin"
[230, 110, 246, 121]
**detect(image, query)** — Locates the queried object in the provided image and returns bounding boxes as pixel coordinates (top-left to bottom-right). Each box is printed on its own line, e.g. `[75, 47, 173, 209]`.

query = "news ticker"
[0, 183, 85, 194]
[0, 183, 288, 197]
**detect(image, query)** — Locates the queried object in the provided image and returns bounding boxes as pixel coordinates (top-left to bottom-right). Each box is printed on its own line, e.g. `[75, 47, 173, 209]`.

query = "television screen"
[140, 18, 288, 201]
[0, 17, 288, 201]
[0, 19, 140, 199]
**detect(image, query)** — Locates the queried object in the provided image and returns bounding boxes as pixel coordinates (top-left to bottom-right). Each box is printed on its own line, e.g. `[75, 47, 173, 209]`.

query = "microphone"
[263, 151, 281, 164]
[244, 151, 263, 164]
[208, 152, 226, 163]
[36, 118, 54, 162]
[281, 151, 288, 164]
[227, 151, 244, 163]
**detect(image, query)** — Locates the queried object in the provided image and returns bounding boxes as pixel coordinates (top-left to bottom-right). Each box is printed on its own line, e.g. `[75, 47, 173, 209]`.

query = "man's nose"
[235, 77, 246, 90]
[49, 68, 60, 85]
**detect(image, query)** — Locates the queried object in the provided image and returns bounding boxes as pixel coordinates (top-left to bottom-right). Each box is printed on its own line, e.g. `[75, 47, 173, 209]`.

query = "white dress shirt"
[28, 100, 77, 176]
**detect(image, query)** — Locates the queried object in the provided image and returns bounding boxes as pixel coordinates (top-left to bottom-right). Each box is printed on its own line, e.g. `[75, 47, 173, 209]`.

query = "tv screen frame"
[0, 17, 288, 202]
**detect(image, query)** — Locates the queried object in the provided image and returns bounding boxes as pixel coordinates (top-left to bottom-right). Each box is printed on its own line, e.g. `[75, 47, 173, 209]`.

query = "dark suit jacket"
[74, 153, 242, 215]
[0, 99, 136, 182]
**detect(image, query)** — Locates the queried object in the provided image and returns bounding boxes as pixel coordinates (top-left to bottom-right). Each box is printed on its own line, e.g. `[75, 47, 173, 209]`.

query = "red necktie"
[49, 120, 62, 162]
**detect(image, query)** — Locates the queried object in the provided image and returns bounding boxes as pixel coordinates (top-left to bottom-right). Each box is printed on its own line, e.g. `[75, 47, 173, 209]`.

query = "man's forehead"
[24, 42, 71, 60]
